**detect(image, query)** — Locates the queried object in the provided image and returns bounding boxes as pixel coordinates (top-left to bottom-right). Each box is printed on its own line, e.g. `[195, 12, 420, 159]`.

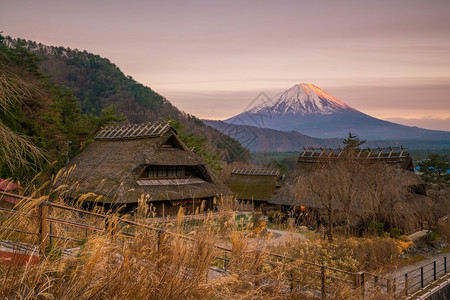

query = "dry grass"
[0, 190, 402, 299]
[270, 233, 405, 274]
[0, 194, 288, 299]
[0, 62, 47, 172]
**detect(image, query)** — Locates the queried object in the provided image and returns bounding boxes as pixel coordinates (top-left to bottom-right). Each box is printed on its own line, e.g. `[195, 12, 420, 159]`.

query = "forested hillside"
[0, 35, 125, 180]
[4, 37, 249, 164]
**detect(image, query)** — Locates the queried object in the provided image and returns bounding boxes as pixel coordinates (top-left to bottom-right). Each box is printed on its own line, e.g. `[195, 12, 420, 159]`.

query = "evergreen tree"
[87, 104, 126, 133]
[0, 36, 126, 180]
[342, 132, 366, 150]
[0, 33, 47, 177]
[418, 154, 450, 184]
[168, 117, 222, 172]
[265, 160, 289, 175]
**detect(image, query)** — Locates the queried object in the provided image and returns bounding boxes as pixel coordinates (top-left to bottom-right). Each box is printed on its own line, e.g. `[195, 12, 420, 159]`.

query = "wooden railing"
[2, 191, 441, 299]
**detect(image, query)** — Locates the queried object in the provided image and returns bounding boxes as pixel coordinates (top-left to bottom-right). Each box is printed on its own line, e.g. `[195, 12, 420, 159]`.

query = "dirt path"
[265, 228, 305, 246]
[408, 230, 429, 242]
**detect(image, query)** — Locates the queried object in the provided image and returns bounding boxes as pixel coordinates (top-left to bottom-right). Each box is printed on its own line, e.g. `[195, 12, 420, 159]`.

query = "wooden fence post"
[157, 229, 165, 270]
[404, 273, 408, 296]
[157, 229, 164, 250]
[374, 275, 379, 294]
[387, 278, 392, 295]
[290, 269, 295, 292]
[360, 272, 365, 298]
[321, 266, 327, 300]
[38, 202, 49, 255]
[224, 252, 228, 271]
[255, 250, 262, 286]
[354, 272, 359, 289]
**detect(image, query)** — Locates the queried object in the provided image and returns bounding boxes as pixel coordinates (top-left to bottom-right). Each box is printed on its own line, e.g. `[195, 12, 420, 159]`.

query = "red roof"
[0, 179, 21, 192]
[0, 179, 21, 204]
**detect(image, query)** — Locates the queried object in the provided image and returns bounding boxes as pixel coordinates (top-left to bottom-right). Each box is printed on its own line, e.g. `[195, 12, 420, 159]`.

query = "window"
[142, 166, 200, 178]
[147, 166, 158, 177]
[176, 167, 185, 177]
[157, 167, 168, 177]
[161, 136, 181, 149]
[168, 166, 177, 177]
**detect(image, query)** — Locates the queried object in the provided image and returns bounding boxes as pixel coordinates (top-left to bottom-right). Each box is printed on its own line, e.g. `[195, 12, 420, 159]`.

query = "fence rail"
[391, 256, 448, 296]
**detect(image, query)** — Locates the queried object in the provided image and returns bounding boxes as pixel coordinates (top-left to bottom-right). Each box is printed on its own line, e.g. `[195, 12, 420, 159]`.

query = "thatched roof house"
[270, 147, 425, 208]
[63, 122, 231, 215]
[225, 168, 281, 207]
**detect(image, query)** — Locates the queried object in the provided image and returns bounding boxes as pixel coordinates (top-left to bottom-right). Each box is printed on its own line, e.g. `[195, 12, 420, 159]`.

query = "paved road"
[389, 252, 448, 294]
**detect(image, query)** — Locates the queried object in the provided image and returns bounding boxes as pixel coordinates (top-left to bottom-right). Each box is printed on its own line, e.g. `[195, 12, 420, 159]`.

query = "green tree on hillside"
[0, 34, 125, 180]
[343, 132, 366, 150]
[169, 117, 222, 172]
[418, 154, 450, 184]
[265, 160, 290, 175]
[4, 36, 250, 165]
[54, 87, 126, 158]
[0, 34, 47, 174]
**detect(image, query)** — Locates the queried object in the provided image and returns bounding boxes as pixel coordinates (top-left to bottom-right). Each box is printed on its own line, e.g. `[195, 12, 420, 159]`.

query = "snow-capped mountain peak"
[248, 83, 354, 115]
[221, 82, 450, 142]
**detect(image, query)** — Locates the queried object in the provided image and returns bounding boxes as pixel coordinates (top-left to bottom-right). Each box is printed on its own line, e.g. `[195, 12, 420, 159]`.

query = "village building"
[0, 178, 21, 207]
[269, 147, 427, 231]
[62, 121, 231, 216]
[225, 168, 281, 208]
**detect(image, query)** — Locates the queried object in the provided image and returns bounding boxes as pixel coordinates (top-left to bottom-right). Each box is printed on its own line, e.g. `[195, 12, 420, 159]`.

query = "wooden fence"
[2, 191, 445, 299]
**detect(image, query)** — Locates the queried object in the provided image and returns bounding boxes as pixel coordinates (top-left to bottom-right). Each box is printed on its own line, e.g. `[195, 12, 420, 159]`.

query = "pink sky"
[1, 0, 449, 130]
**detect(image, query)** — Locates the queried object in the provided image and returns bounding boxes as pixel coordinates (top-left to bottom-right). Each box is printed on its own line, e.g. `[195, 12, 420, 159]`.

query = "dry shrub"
[216, 195, 252, 212]
[350, 238, 402, 271]
[2, 194, 294, 299]
[228, 231, 264, 275]
[209, 270, 289, 300]
[437, 219, 450, 242]
[395, 235, 413, 253]
[1, 228, 216, 299]
[274, 235, 402, 273]
[1, 181, 404, 299]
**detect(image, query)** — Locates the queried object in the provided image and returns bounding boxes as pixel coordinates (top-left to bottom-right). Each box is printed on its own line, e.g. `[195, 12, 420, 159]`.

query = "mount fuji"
[222, 83, 450, 141]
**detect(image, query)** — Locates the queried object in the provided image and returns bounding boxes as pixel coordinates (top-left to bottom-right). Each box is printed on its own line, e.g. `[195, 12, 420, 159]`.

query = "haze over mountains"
[8, 36, 449, 155]
[205, 83, 450, 151]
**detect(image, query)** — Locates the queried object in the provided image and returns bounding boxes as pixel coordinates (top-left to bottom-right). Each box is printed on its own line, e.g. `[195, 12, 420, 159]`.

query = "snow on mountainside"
[248, 83, 354, 115]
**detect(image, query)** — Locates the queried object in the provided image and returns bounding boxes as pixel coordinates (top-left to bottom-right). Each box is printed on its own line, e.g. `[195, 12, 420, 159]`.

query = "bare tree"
[296, 163, 337, 241]
[294, 156, 430, 239]
[332, 159, 363, 238]
[362, 163, 434, 232]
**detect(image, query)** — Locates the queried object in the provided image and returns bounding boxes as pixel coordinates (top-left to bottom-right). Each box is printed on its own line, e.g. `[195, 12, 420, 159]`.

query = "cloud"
[384, 116, 450, 131]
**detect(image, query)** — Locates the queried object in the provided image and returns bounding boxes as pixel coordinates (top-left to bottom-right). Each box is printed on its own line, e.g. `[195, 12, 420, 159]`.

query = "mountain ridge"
[7, 37, 251, 163]
[204, 120, 450, 152]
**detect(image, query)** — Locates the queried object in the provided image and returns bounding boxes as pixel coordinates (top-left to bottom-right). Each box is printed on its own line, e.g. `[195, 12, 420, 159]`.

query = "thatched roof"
[62, 122, 231, 203]
[269, 147, 424, 207]
[297, 147, 414, 170]
[225, 168, 281, 201]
